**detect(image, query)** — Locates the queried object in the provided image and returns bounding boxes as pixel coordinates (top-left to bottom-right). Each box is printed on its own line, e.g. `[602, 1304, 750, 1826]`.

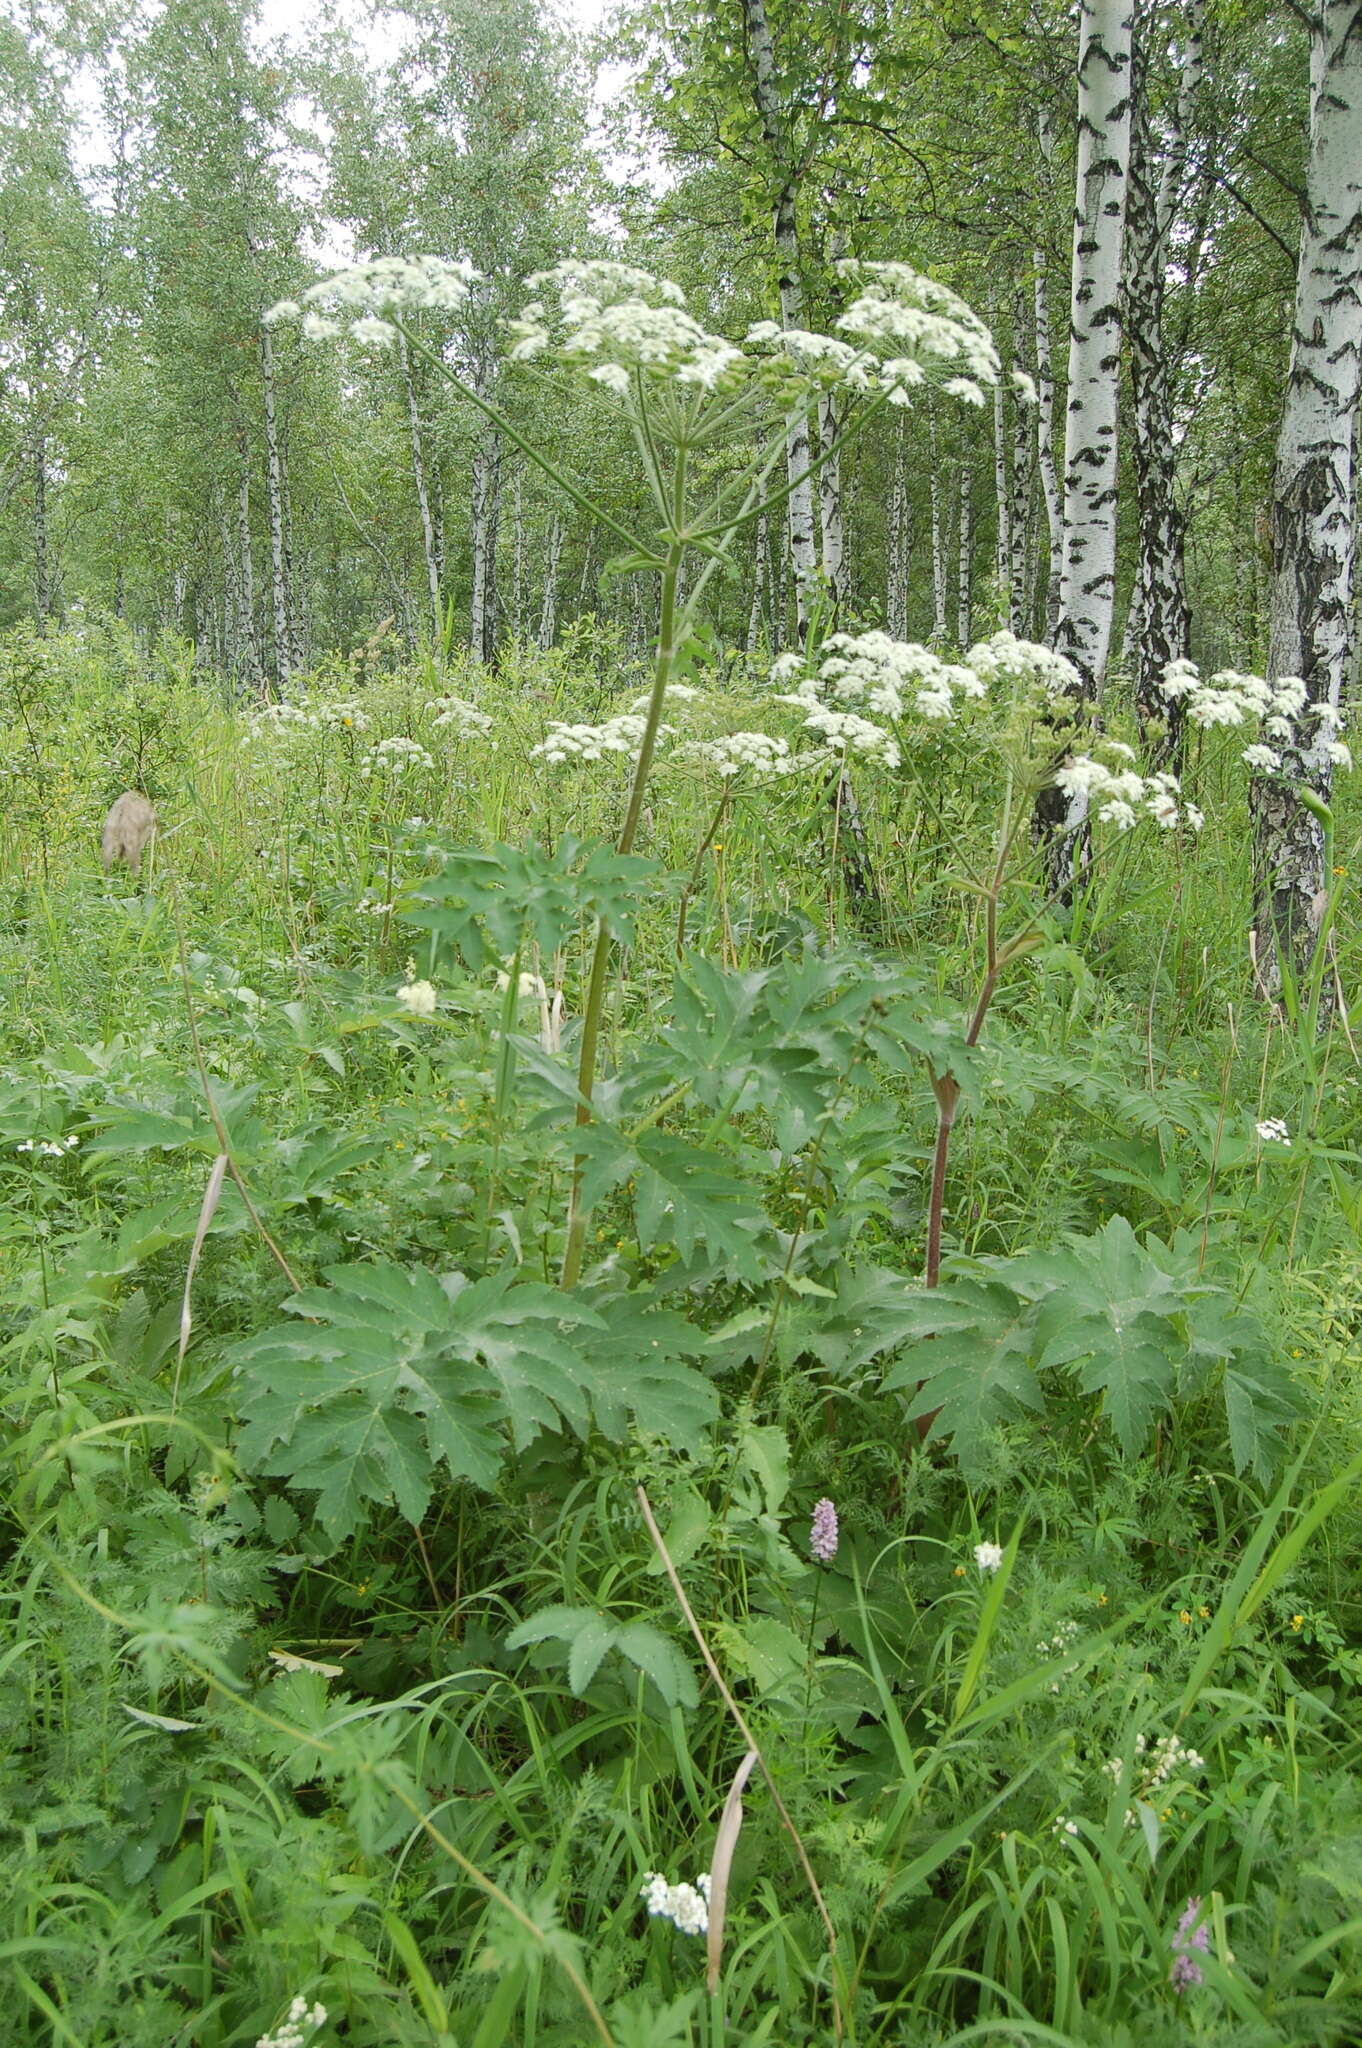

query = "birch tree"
[1125, 0, 1206, 753]
[1250, 0, 1362, 986]
[1035, 0, 1135, 876]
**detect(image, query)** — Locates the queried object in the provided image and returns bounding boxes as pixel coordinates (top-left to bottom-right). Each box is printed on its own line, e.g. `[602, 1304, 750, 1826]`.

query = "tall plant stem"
[561, 471, 688, 1289]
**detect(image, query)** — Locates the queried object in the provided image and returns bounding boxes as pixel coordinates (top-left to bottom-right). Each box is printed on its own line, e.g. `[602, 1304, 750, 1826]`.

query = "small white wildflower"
[255, 1994, 327, 2048]
[974, 1541, 1004, 1573]
[398, 979, 437, 1017]
[1010, 367, 1038, 405]
[1255, 1117, 1290, 1145]
[263, 298, 301, 324]
[301, 311, 340, 340]
[640, 1870, 711, 1936]
[1242, 743, 1280, 772]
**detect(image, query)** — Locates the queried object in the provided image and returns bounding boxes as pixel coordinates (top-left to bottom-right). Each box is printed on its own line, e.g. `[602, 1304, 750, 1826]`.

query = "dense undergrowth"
[2, 613, 1361, 2047]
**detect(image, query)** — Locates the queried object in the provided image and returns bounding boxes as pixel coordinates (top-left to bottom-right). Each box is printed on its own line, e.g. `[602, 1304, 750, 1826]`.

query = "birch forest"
[3, 2, 1362, 2044]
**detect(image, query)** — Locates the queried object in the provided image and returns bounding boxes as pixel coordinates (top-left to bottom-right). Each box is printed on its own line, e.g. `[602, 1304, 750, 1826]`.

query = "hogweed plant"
[267, 252, 1011, 1282]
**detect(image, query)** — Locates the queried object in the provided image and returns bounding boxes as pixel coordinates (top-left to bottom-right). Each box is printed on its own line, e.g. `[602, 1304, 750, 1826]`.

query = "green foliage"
[888, 1216, 1303, 1477]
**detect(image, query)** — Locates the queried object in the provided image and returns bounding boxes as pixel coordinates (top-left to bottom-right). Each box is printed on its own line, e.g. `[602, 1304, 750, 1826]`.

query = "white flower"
[1010, 368, 1038, 405]
[361, 736, 434, 777]
[676, 731, 805, 779]
[590, 362, 632, 395]
[301, 311, 340, 340]
[1242, 744, 1280, 771]
[263, 299, 301, 324]
[351, 315, 397, 347]
[426, 694, 492, 737]
[532, 712, 653, 764]
[974, 1541, 1004, 1573]
[398, 980, 437, 1017]
[1255, 1117, 1290, 1145]
[1328, 740, 1352, 768]
[255, 1995, 328, 2048]
[640, 1870, 711, 1936]
[942, 375, 986, 405]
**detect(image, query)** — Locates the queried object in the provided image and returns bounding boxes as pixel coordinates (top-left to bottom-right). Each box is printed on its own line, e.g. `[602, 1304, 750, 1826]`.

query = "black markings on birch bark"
[1251, 0, 1362, 989]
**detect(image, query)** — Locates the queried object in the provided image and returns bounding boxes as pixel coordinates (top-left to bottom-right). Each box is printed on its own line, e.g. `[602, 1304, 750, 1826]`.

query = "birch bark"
[1250, 0, 1362, 986]
[742, 0, 817, 639]
[1036, 0, 1135, 880]
[398, 328, 443, 637]
[259, 320, 293, 693]
[1125, 0, 1204, 752]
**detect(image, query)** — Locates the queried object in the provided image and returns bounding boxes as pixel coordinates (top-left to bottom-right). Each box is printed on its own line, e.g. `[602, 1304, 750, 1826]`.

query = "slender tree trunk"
[1032, 250, 1063, 636]
[887, 415, 911, 640]
[993, 371, 1012, 622]
[1008, 308, 1032, 633]
[32, 428, 50, 629]
[1036, 0, 1135, 882]
[470, 427, 502, 666]
[930, 414, 948, 647]
[538, 514, 564, 649]
[818, 391, 847, 618]
[259, 322, 293, 693]
[747, 511, 769, 654]
[512, 468, 525, 641]
[957, 463, 973, 649]
[399, 329, 443, 637]
[1251, 0, 1362, 988]
[1126, 0, 1204, 753]
[742, 0, 817, 639]
[236, 444, 260, 693]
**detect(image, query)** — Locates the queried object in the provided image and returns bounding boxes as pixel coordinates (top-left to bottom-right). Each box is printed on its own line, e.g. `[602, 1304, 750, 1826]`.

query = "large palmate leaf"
[1006, 1216, 1186, 1456]
[881, 1278, 1047, 1476]
[233, 1263, 716, 1537]
[405, 836, 657, 968]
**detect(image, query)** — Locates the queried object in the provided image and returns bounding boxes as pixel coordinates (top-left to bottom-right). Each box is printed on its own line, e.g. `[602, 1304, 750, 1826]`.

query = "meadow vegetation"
[2, 595, 1361, 2047]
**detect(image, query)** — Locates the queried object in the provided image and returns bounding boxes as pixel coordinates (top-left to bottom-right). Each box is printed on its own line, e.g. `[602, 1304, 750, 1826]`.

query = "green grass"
[1, 614, 1360, 2047]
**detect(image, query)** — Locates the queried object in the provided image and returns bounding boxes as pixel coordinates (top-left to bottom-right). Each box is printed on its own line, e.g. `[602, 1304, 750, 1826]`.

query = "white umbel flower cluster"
[965, 630, 1081, 697]
[674, 731, 815, 779]
[507, 260, 745, 395]
[266, 255, 477, 345]
[241, 698, 370, 744]
[255, 1995, 327, 2048]
[532, 711, 654, 765]
[1161, 659, 1352, 771]
[425, 693, 493, 738]
[640, 1870, 711, 1936]
[1053, 756, 1202, 833]
[777, 630, 988, 723]
[360, 736, 434, 778]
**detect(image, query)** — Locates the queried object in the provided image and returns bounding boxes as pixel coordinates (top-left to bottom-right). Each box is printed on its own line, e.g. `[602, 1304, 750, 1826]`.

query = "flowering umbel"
[640, 1870, 711, 1935]
[809, 1498, 840, 1563]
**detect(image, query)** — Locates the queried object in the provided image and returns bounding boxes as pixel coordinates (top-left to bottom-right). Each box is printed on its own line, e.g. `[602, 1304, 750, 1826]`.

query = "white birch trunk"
[957, 463, 973, 649]
[1054, 0, 1135, 690]
[236, 451, 260, 693]
[1037, 0, 1135, 882]
[930, 414, 948, 647]
[1032, 251, 1063, 636]
[469, 357, 502, 666]
[1251, 0, 1362, 985]
[993, 373, 1012, 620]
[259, 321, 293, 694]
[32, 427, 50, 628]
[818, 391, 847, 617]
[747, 511, 769, 655]
[887, 417, 910, 641]
[742, 0, 817, 639]
[1126, 0, 1204, 748]
[399, 328, 443, 637]
[538, 514, 563, 649]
